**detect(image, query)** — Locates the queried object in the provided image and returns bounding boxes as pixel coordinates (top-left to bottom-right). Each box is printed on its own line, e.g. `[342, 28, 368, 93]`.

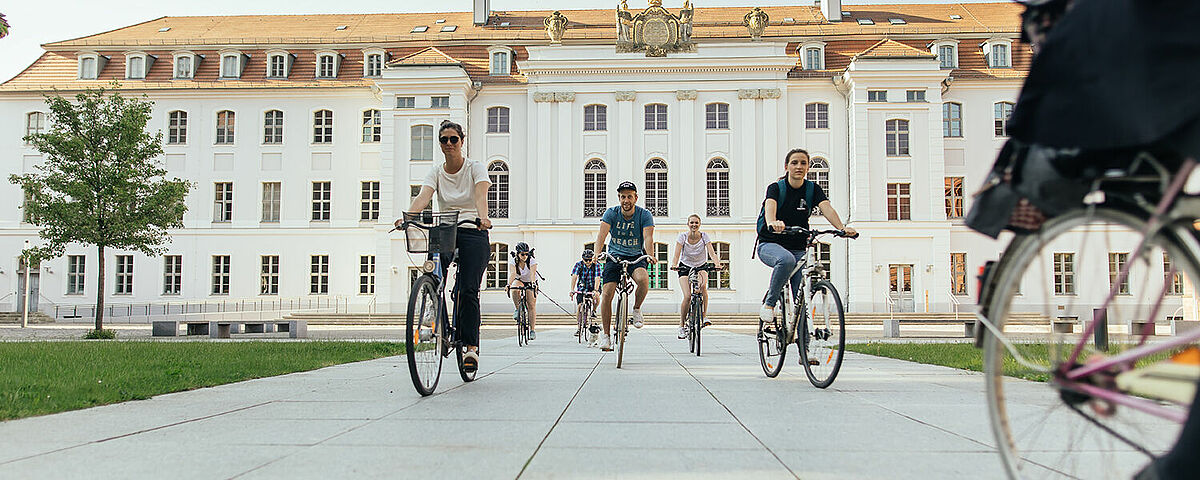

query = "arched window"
[584, 159, 607, 217]
[486, 243, 509, 289]
[705, 103, 729, 129]
[807, 157, 829, 216]
[313, 110, 333, 144]
[263, 110, 283, 144]
[994, 102, 1014, 137]
[215, 110, 235, 144]
[487, 106, 510, 133]
[584, 104, 607, 131]
[805, 103, 828, 129]
[488, 161, 509, 218]
[706, 158, 730, 217]
[644, 158, 668, 217]
[648, 242, 670, 289]
[362, 109, 381, 143]
[885, 119, 909, 157]
[25, 112, 46, 143]
[708, 242, 731, 289]
[411, 125, 435, 161]
[943, 102, 962, 138]
[167, 111, 187, 145]
[644, 103, 667, 130]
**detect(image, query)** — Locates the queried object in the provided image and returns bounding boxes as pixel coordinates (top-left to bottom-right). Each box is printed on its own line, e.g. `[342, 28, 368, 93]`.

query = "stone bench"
[152, 320, 306, 339]
[883, 318, 975, 338]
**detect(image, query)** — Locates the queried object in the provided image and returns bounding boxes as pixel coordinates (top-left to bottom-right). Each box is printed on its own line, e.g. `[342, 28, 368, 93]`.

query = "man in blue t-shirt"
[594, 181, 656, 351]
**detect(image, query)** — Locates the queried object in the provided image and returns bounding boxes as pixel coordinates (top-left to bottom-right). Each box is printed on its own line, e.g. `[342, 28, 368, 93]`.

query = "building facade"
[2, 1, 1191, 322]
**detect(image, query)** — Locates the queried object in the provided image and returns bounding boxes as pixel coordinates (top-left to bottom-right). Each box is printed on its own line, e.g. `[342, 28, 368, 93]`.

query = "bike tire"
[406, 274, 444, 396]
[800, 280, 845, 388]
[616, 293, 629, 368]
[691, 296, 703, 356]
[577, 300, 585, 344]
[516, 298, 527, 347]
[758, 288, 788, 378]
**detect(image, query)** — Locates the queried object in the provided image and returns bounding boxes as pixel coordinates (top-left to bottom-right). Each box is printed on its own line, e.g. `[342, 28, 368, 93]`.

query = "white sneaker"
[600, 334, 613, 351]
[632, 309, 644, 329]
[678, 326, 688, 339]
[759, 305, 775, 323]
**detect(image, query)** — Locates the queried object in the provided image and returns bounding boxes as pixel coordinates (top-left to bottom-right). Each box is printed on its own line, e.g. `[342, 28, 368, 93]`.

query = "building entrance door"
[889, 264, 914, 312]
[17, 256, 40, 313]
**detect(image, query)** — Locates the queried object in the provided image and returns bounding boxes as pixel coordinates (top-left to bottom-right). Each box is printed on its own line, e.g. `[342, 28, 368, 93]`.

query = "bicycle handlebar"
[599, 252, 654, 265]
[670, 263, 723, 272]
[776, 226, 859, 239]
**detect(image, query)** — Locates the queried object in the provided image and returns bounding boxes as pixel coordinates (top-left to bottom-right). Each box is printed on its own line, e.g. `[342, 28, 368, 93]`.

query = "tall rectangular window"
[431, 96, 450, 109]
[361, 181, 380, 221]
[168, 111, 187, 144]
[995, 102, 1014, 137]
[487, 107, 510, 133]
[127, 56, 145, 79]
[887, 183, 911, 220]
[1165, 252, 1185, 295]
[805, 103, 828, 129]
[708, 243, 732, 289]
[705, 103, 729, 129]
[80, 57, 97, 79]
[25, 112, 46, 143]
[644, 104, 667, 131]
[313, 110, 333, 144]
[648, 243, 670, 289]
[114, 255, 133, 295]
[211, 255, 231, 295]
[359, 255, 376, 294]
[310, 255, 329, 295]
[945, 177, 964, 219]
[804, 47, 822, 70]
[816, 243, 831, 279]
[365, 54, 382, 77]
[490, 51, 510, 75]
[1054, 253, 1075, 295]
[990, 44, 1010, 68]
[584, 104, 607, 131]
[269, 55, 286, 78]
[312, 182, 331, 221]
[216, 111, 235, 144]
[262, 182, 281, 223]
[938, 45, 957, 69]
[221, 55, 239, 78]
[486, 243, 509, 289]
[1109, 252, 1130, 295]
[885, 119, 910, 156]
[260, 255, 279, 295]
[318, 55, 335, 78]
[951, 253, 967, 295]
[644, 159, 668, 217]
[411, 125, 435, 161]
[67, 255, 86, 294]
[362, 109, 381, 143]
[163, 255, 182, 295]
[943, 103, 962, 138]
[263, 110, 284, 144]
[214, 182, 233, 222]
[175, 55, 193, 78]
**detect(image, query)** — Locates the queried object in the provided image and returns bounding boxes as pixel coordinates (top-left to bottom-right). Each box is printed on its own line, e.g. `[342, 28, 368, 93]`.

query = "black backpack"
[756, 178, 814, 237]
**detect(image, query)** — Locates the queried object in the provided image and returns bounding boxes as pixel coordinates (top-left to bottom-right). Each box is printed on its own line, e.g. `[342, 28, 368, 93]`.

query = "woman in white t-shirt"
[507, 242, 539, 340]
[398, 120, 492, 373]
[671, 214, 723, 339]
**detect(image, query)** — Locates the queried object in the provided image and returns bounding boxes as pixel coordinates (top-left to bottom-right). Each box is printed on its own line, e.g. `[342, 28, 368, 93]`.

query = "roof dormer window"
[266, 50, 293, 78]
[172, 52, 199, 79]
[983, 39, 1013, 68]
[219, 51, 248, 79]
[362, 48, 386, 77]
[124, 52, 154, 79]
[316, 51, 341, 79]
[487, 46, 514, 76]
[799, 41, 826, 71]
[931, 39, 959, 69]
[77, 53, 106, 80]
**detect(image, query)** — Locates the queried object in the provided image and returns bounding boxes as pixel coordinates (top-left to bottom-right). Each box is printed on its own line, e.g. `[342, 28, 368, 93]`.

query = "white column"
[676, 90, 697, 218]
[534, 93, 554, 222]
[555, 92, 576, 222]
[738, 89, 759, 222]
[616, 91, 636, 208]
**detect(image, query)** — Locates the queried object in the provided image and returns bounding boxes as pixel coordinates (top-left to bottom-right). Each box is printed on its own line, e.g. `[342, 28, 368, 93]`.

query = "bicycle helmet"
[581, 249, 594, 260]
[515, 242, 531, 254]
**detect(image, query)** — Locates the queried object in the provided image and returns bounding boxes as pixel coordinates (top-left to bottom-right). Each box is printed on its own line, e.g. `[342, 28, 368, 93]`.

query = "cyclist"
[672, 214, 723, 339]
[399, 119, 491, 373]
[757, 148, 856, 326]
[569, 249, 602, 336]
[507, 242, 538, 341]
[595, 181, 657, 351]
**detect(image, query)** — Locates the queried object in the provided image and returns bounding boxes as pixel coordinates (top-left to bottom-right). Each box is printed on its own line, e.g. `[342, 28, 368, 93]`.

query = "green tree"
[0, 13, 9, 38]
[11, 85, 191, 333]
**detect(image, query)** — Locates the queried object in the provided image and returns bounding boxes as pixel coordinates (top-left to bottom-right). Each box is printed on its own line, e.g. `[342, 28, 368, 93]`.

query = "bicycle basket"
[402, 211, 461, 256]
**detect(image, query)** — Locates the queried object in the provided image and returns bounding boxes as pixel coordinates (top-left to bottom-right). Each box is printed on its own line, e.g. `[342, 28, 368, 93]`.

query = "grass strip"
[845, 342, 1175, 382]
[0, 341, 404, 420]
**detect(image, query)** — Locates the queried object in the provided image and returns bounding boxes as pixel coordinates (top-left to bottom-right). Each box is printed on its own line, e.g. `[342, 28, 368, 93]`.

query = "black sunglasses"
[439, 135, 460, 145]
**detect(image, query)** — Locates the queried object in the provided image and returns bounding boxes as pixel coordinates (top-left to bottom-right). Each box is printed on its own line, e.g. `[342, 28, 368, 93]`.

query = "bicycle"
[573, 289, 598, 345]
[507, 283, 536, 347]
[974, 156, 1200, 479]
[672, 263, 720, 356]
[600, 251, 653, 368]
[757, 227, 857, 388]
[397, 211, 482, 396]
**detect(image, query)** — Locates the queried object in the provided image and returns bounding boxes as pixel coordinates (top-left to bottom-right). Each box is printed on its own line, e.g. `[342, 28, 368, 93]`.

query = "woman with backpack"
[757, 148, 856, 323]
[508, 242, 539, 340]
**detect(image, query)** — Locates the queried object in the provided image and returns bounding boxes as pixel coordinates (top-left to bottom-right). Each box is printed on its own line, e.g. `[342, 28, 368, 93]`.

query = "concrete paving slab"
[521, 446, 796, 480]
[239, 445, 529, 480]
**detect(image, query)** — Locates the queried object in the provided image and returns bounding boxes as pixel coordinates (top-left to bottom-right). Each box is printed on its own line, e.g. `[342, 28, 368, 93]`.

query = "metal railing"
[947, 291, 962, 322]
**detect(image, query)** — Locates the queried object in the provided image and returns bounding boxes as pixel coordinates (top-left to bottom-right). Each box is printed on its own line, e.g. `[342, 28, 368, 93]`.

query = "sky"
[0, 0, 999, 83]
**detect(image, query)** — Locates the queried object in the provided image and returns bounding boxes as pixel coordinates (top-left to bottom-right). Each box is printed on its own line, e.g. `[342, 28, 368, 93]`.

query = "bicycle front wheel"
[577, 302, 586, 344]
[983, 206, 1197, 479]
[758, 288, 789, 378]
[516, 301, 528, 347]
[616, 293, 629, 368]
[801, 280, 845, 388]
[406, 274, 444, 396]
[691, 296, 703, 356]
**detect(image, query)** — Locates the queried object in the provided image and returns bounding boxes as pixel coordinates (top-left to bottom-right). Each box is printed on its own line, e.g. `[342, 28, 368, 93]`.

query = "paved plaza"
[0, 326, 1165, 479]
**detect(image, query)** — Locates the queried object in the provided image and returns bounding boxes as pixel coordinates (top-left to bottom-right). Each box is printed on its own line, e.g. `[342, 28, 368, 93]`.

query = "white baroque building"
[5, 1, 1187, 321]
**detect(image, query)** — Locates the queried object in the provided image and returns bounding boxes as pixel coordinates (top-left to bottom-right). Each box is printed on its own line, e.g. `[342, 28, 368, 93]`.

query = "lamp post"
[22, 239, 31, 328]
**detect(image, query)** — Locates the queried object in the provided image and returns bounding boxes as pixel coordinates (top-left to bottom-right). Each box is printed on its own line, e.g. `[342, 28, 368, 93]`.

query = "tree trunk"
[95, 245, 105, 332]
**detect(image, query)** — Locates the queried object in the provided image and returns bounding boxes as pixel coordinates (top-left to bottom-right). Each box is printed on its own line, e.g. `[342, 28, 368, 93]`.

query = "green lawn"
[0, 341, 404, 420]
[845, 342, 1175, 382]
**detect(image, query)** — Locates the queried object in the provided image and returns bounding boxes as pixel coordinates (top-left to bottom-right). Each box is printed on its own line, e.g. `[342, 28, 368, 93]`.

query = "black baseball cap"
[617, 181, 637, 193]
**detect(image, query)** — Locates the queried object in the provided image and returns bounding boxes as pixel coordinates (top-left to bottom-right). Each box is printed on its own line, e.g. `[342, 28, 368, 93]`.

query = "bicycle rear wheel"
[982, 206, 1197, 479]
[691, 297, 703, 356]
[758, 288, 789, 378]
[801, 280, 845, 388]
[406, 274, 444, 396]
[616, 293, 629, 368]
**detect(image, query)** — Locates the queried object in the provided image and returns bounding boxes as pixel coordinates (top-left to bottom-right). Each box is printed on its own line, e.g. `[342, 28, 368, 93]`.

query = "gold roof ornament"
[744, 7, 769, 41]
[616, 0, 696, 57]
[545, 11, 569, 44]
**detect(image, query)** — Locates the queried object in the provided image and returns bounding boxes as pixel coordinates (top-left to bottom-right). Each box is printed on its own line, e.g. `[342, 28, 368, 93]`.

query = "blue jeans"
[757, 242, 805, 308]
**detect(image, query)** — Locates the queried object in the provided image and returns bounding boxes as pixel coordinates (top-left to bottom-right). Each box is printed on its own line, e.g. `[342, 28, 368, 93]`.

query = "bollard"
[1093, 308, 1108, 352]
